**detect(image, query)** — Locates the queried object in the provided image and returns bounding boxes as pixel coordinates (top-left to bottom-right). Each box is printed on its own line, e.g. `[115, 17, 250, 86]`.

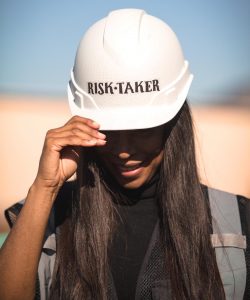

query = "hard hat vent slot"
[68, 79, 82, 109]
[70, 70, 100, 110]
[75, 91, 84, 109]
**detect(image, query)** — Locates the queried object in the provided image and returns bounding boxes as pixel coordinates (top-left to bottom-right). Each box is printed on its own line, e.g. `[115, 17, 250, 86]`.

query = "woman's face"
[95, 124, 166, 189]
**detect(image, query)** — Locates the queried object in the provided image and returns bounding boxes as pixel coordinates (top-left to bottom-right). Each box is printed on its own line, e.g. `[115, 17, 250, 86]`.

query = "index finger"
[65, 115, 100, 129]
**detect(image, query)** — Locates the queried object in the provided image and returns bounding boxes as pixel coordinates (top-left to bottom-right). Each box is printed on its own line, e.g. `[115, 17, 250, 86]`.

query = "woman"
[0, 9, 249, 300]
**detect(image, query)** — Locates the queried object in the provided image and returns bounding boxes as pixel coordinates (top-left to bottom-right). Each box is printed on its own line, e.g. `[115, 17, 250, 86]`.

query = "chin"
[121, 181, 143, 190]
[116, 175, 148, 190]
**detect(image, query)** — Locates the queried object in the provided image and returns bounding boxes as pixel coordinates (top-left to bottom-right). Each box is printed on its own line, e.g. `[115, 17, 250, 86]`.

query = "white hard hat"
[68, 8, 193, 130]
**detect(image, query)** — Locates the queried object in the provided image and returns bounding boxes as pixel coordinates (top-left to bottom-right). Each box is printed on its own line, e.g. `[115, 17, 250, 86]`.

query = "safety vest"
[5, 184, 248, 300]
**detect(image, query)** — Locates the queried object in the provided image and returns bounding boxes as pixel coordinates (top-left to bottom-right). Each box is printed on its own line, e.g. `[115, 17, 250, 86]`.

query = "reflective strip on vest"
[208, 187, 246, 300]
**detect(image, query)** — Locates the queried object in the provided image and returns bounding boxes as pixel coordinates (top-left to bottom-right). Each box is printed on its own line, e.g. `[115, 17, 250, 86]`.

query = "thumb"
[60, 146, 81, 180]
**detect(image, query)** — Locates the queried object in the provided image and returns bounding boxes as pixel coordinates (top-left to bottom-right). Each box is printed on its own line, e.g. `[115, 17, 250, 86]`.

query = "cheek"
[149, 150, 164, 169]
[141, 150, 164, 182]
[135, 150, 164, 187]
[141, 140, 165, 162]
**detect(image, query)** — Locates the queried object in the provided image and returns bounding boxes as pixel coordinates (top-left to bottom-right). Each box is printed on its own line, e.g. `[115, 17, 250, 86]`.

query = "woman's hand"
[33, 116, 106, 192]
[1, 117, 106, 300]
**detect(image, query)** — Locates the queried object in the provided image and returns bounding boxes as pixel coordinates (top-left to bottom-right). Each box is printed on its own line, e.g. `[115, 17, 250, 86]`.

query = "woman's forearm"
[0, 183, 57, 300]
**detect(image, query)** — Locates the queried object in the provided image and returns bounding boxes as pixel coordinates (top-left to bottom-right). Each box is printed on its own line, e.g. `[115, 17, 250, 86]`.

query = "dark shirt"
[109, 174, 159, 300]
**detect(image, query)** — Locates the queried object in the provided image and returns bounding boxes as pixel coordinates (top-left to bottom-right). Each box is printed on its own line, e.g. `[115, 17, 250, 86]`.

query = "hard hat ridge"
[103, 9, 146, 64]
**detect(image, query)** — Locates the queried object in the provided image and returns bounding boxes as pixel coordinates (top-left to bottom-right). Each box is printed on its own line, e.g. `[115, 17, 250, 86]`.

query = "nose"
[118, 152, 130, 160]
[114, 132, 135, 160]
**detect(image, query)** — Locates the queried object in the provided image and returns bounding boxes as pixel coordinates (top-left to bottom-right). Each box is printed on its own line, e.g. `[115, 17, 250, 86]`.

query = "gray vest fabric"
[37, 221, 56, 299]
[208, 188, 246, 300]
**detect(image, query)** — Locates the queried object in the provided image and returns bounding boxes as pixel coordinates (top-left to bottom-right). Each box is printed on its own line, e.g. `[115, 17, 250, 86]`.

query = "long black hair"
[50, 100, 225, 299]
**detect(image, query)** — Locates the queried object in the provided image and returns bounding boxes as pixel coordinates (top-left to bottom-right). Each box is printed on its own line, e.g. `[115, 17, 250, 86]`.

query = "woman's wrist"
[28, 179, 60, 207]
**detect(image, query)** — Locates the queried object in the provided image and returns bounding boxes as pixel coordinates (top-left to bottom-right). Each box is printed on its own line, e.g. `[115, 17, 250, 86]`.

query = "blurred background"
[0, 0, 249, 241]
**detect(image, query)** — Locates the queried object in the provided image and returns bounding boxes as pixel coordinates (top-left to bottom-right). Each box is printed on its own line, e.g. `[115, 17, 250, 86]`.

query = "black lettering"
[134, 81, 144, 93]
[97, 83, 104, 95]
[89, 80, 159, 94]
[124, 82, 134, 94]
[145, 81, 152, 92]
[88, 82, 94, 94]
[152, 80, 160, 91]
[94, 82, 98, 94]
[117, 82, 125, 94]
[105, 82, 114, 94]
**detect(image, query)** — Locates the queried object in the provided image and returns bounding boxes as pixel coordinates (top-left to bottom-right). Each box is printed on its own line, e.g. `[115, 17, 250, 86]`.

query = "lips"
[113, 162, 143, 178]
[119, 164, 141, 171]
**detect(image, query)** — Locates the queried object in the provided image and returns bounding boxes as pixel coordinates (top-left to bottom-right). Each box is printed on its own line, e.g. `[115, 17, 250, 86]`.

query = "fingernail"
[98, 139, 107, 145]
[92, 121, 100, 127]
[98, 132, 106, 139]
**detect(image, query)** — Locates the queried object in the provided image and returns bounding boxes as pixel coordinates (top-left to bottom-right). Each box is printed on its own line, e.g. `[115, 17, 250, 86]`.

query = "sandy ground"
[0, 94, 249, 232]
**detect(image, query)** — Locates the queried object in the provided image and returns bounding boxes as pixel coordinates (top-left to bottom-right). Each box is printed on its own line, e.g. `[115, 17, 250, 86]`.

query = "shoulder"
[5, 180, 76, 229]
[201, 184, 250, 222]
[201, 184, 249, 204]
